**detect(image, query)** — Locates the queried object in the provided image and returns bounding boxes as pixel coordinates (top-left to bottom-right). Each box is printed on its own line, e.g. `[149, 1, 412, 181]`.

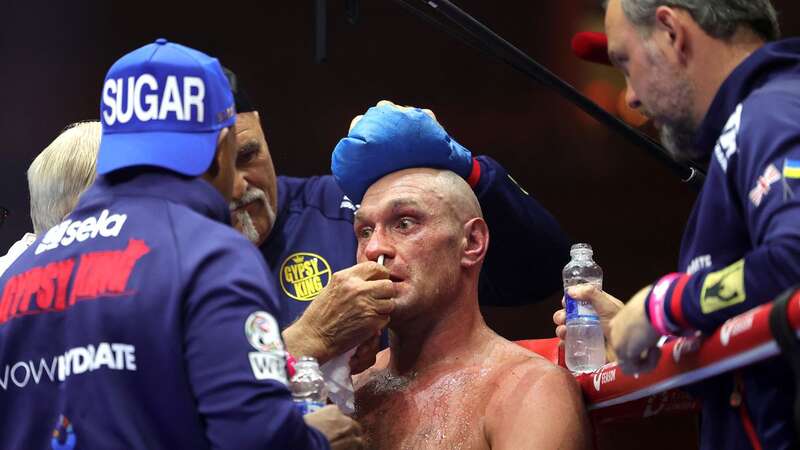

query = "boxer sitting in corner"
[348, 167, 590, 449]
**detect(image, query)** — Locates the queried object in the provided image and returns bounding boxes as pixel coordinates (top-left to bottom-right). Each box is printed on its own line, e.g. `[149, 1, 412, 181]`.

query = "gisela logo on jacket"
[35, 210, 127, 255]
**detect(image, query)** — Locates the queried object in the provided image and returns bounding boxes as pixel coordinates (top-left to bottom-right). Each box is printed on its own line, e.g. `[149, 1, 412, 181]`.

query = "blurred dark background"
[1, 1, 798, 447]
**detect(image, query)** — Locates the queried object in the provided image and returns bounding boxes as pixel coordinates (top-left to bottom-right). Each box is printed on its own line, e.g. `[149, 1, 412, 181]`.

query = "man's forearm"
[282, 320, 332, 365]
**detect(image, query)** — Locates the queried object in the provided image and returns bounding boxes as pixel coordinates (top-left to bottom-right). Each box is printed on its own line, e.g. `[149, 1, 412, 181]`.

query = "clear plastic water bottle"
[290, 356, 328, 415]
[563, 243, 606, 373]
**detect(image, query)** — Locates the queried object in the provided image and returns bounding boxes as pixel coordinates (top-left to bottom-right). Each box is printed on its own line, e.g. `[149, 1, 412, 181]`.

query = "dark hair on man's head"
[222, 67, 257, 113]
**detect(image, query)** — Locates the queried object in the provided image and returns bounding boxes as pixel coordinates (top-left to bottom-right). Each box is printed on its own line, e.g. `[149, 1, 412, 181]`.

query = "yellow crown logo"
[292, 255, 305, 264]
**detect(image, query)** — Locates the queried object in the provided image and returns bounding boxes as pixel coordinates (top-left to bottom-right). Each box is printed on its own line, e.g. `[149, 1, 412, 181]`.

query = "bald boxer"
[352, 168, 589, 450]
[223, 85, 570, 374]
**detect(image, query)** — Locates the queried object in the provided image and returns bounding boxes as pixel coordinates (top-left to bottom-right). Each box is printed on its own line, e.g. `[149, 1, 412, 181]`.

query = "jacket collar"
[694, 38, 800, 153]
[78, 169, 231, 224]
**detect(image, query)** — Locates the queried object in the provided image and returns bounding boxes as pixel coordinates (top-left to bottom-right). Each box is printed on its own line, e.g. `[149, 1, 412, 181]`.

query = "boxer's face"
[354, 169, 464, 324]
[229, 111, 278, 245]
[605, 0, 699, 160]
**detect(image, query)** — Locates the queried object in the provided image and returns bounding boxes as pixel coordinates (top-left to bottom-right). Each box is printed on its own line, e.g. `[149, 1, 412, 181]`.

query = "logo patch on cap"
[102, 75, 206, 126]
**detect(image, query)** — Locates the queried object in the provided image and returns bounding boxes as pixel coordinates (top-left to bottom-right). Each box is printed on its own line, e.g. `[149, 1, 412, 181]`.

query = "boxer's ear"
[461, 217, 489, 268]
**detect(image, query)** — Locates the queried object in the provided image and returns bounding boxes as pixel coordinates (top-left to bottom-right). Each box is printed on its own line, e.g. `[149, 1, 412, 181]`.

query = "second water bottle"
[562, 243, 606, 373]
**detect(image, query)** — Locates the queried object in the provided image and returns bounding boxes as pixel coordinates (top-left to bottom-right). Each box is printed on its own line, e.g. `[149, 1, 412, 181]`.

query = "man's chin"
[231, 209, 262, 244]
[385, 294, 420, 326]
[250, 203, 277, 246]
[241, 203, 277, 244]
[660, 124, 704, 162]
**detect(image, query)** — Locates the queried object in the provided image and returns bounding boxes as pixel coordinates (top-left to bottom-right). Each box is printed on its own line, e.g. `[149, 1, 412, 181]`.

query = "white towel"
[321, 348, 357, 415]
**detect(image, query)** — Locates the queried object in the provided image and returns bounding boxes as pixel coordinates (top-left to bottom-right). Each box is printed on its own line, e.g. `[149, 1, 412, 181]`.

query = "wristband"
[668, 274, 692, 331]
[647, 273, 682, 336]
[466, 158, 481, 188]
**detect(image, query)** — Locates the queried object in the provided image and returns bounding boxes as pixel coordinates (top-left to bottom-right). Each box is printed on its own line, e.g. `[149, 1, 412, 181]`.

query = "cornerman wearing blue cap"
[0, 39, 362, 450]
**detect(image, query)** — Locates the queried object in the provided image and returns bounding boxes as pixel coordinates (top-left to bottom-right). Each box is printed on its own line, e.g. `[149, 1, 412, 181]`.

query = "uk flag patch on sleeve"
[749, 164, 781, 207]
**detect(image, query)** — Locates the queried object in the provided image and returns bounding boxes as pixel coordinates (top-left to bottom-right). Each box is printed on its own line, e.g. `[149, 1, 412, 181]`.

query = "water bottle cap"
[295, 356, 320, 371]
[570, 243, 593, 258]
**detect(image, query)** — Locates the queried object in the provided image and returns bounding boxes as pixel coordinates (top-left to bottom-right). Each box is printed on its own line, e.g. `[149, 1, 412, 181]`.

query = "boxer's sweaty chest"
[355, 366, 495, 450]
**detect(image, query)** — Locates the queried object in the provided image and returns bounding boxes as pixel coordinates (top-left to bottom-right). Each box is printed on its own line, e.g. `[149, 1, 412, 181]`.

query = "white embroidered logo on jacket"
[35, 210, 128, 255]
[714, 103, 743, 173]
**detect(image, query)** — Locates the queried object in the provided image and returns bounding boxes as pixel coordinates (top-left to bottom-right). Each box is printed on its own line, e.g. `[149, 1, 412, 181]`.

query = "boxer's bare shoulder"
[484, 340, 591, 450]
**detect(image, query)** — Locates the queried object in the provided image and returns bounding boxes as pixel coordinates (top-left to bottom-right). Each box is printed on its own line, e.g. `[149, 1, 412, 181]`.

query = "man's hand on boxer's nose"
[609, 285, 662, 375]
[283, 262, 395, 365]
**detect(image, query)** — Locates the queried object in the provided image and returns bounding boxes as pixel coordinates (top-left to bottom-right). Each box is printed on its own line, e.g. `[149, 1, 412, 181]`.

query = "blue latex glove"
[331, 104, 473, 204]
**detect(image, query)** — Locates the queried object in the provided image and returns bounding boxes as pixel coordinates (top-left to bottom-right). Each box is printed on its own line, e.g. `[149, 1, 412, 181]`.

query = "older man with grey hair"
[552, 0, 800, 449]
[0, 121, 101, 276]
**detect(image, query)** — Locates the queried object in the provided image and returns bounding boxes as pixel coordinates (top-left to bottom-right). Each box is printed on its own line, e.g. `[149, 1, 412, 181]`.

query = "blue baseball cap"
[97, 38, 236, 176]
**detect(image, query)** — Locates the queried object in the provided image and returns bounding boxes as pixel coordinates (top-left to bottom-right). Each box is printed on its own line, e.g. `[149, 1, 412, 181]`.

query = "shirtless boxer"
[350, 168, 590, 450]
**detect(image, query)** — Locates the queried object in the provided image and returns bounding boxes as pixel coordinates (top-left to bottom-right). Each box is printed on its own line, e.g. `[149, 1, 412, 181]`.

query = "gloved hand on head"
[331, 100, 477, 204]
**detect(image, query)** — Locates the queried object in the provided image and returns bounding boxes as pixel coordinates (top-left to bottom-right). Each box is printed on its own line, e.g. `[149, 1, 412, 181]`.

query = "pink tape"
[648, 273, 681, 336]
[285, 352, 297, 379]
